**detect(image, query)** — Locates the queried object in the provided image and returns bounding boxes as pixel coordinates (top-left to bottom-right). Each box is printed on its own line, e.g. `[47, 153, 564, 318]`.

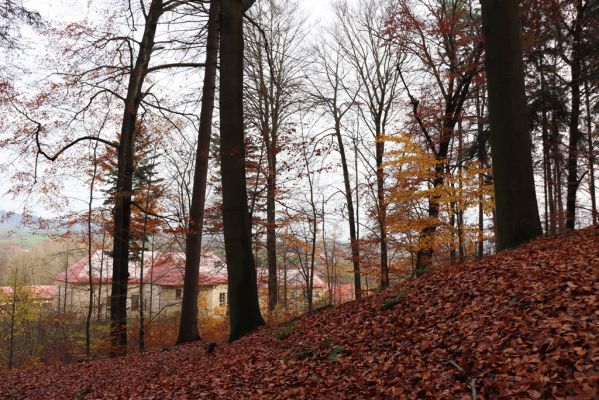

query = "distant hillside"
[1, 227, 597, 399]
[0, 211, 52, 232]
[0, 211, 87, 234]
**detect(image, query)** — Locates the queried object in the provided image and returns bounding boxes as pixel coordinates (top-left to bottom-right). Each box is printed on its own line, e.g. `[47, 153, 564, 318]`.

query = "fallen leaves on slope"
[1, 228, 598, 399]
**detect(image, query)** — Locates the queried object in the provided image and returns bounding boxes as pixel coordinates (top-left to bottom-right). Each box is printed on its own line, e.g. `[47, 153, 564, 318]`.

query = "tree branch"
[146, 62, 206, 74]
[399, 70, 438, 157]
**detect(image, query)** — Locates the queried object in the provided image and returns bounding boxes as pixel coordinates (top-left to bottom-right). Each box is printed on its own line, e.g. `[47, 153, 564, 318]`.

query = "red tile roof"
[53, 251, 227, 287]
[54, 252, 326, 289]
[0, 285, 56, 299]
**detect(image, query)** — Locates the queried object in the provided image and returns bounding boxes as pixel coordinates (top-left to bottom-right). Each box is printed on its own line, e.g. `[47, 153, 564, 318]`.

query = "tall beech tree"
[108, 0, 164, 356]
[481, 0, 542, 250]
[177, 0, 220, 345]
[219, 0, 264, 341]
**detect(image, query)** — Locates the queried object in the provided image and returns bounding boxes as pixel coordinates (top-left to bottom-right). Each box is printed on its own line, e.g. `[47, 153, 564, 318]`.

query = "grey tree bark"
[480, 0, 542, 251]
[177, 0, 220, 345]
[220, 0, 264, 342]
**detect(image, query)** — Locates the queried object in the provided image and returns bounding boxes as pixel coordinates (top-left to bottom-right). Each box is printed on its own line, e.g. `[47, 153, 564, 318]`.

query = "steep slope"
[1, 228, 597, 399]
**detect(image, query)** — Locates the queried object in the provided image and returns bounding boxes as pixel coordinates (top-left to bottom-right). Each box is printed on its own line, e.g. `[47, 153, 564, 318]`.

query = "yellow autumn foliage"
[384, 132, 494, 256]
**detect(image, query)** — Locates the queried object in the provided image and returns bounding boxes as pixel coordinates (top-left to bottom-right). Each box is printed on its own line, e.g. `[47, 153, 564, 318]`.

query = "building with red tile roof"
[53, 251, 329, 318]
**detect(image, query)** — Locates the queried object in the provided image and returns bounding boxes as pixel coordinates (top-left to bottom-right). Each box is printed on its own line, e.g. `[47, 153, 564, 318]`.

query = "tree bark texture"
[480, 0, 542, 251]
[177, 0, 220, 345]
[110, 0, 162, 357]
[334, 118, 362, 299]
[219, 0, 264, 342]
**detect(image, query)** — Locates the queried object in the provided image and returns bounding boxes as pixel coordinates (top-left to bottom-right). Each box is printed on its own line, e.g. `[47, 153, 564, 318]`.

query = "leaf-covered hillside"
[1, 228, 597, 399]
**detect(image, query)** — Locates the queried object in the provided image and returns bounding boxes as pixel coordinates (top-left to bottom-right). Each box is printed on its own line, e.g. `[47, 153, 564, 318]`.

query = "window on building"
[219, 292, 227, 306]
[175, 288, 182, 299]
[131, 294, 139, 311]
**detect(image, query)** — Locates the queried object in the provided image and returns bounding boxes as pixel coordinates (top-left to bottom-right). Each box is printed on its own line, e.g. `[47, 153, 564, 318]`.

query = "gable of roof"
[53, 251, 227, 287]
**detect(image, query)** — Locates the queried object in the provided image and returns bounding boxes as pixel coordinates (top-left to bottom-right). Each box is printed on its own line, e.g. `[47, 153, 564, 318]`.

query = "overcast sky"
[28, 0, 334, 23]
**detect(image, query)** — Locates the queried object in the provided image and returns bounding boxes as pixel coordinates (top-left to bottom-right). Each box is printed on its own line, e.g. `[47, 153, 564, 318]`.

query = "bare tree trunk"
[220, 0, 264, 342]
[584, 76, 597, 224]
[481, 0, 542, 251]
[449, 201, 457, 264]
[552, 111, 565, 231]
[97, 231, 106, 321]
[376, 135, 389, 288]
[138, 162, 155, 352]
[110, 0, 163, 357]
[85, 143, 99, 357]
[476, 86, 487, 258]
[541, 88, 556, 235]
[321, 199, 333, 304]
[565, 1, 583, 230]
[177, 0, 220, 345]
[266, 147, 277, 312]
[334, 118, 361, 299]
[63, 248, 69, 314]
[8, 265, 17, 369]
[457, 120, 465, 261]
[302, 134, 318, 311]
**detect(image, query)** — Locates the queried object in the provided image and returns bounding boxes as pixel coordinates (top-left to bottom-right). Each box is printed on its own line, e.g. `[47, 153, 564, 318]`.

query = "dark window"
[219, 292, 226, 306]
[175, 288, 182, 299]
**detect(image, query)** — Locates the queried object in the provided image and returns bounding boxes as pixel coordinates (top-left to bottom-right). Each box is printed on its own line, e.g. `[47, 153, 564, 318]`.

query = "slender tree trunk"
[449, 201, 457, 264]
[283, 254, 287, 310]
[552, 111, 565, 231]
[138, 176, 154, 352]
[307, 212, 317, 311]
[457, 121, 465, 261]
[304, 142, 318, 311]
[63, 248, 69, 314]
[148, 238, 155, 317]
[220, 0, 264, 342]
[565, 1, 584, 230]
[480, 0, 542, 251]
[476, 86, 487, 258]
[110, 0, 163, 357]
[375, 130, 389, 289]
[321, 200, 334, 304]
[266, 143, 277, 312]
[8, 265, 17, 369]
[565, 44, 583, 229]
[334, 117, 361, 299]
[541, 79, 556, 235]
[584, 77, 597, 224]
[85, 144, 99, 357]
[97, 232, 106, 321]
[177, 0, 220, 345]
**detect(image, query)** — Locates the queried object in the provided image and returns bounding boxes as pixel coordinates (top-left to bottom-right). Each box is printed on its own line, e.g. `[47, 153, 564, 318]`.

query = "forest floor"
[1, 227, 598, 399]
